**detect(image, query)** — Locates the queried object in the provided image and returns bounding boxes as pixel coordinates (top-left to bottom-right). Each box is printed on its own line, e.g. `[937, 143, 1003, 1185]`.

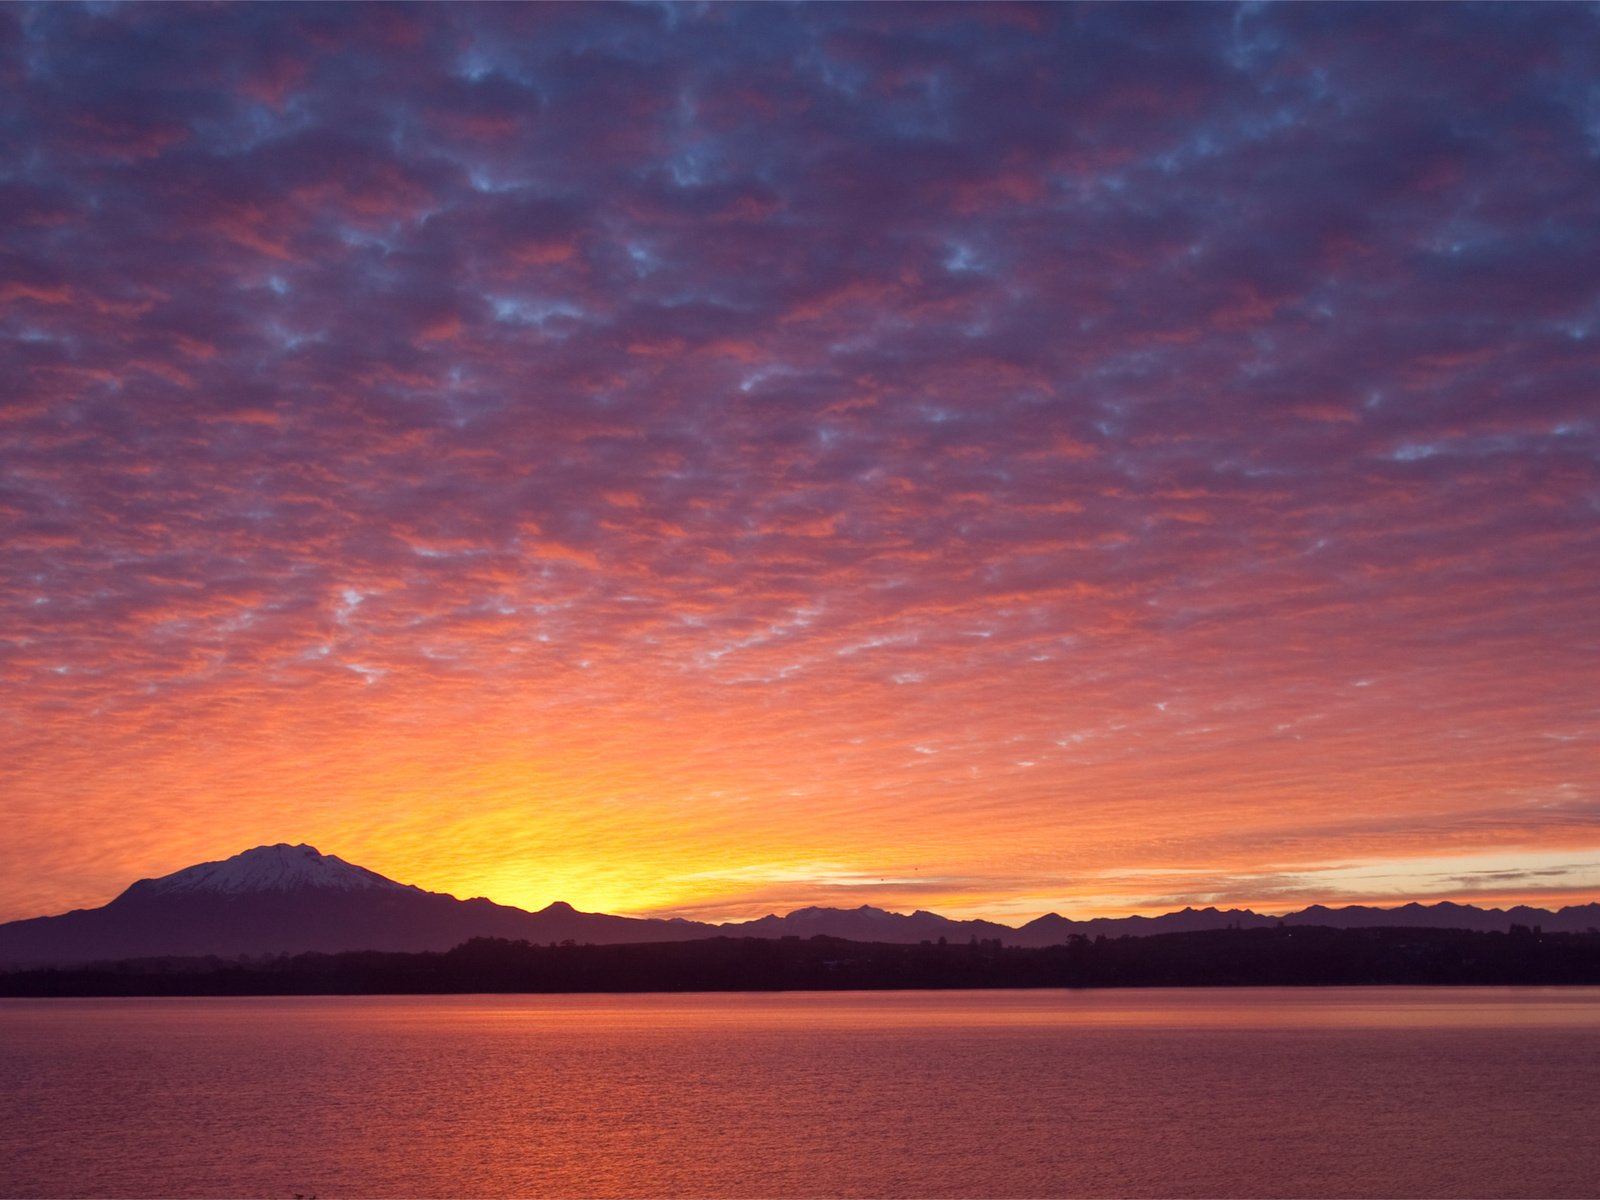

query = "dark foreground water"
[2, 988, 1598, 1198]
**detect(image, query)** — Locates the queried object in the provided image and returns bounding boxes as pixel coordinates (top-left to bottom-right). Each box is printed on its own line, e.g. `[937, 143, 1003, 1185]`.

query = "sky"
[2, 2, 1598, 928]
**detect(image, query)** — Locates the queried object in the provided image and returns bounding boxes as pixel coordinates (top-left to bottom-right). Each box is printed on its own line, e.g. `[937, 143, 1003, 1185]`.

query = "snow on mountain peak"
[133, 843, 416, 897]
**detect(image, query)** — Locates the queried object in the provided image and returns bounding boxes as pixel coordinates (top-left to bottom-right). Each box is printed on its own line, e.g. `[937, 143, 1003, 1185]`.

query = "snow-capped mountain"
[122, 843, 418, 898]
[0, 844, 716, 966]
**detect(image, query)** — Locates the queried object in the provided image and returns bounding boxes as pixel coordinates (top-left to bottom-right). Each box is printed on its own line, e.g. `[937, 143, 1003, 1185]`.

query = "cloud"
[2, 3, 1598, 922]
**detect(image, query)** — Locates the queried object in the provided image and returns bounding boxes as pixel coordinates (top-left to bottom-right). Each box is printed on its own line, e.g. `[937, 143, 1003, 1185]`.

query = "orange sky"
[3, 4, 1597, 926]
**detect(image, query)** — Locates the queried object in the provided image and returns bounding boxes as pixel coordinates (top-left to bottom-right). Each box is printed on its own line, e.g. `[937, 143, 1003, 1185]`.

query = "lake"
[2, 988, 1598, 1198]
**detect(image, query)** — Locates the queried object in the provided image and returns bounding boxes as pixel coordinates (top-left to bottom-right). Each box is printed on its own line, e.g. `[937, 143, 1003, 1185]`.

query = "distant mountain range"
[2, 843, 1597, 967]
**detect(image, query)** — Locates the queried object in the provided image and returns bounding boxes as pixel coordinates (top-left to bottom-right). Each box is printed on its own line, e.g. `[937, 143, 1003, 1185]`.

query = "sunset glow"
[3, 3, 1597, 925]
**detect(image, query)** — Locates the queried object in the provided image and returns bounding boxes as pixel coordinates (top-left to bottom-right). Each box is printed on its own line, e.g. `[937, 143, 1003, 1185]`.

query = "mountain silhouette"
[2, 843, 1597, 966]
[0, 844, 712, 965]
[732, 904, 1017, 945]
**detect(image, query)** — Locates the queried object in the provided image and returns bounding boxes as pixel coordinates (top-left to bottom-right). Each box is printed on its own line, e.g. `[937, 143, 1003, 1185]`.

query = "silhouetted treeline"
[4, 925, 1599, 997]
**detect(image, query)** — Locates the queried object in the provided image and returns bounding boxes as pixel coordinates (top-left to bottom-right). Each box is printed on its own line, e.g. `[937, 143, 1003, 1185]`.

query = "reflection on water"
[2, 988, 1598, 1198]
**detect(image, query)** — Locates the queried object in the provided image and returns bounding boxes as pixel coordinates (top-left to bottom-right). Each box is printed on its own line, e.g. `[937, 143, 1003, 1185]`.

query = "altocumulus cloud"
[1, 3, 1597, 922]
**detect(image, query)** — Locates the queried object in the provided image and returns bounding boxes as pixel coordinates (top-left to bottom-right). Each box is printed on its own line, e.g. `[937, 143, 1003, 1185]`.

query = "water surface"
[3, 988, 1597, 1197]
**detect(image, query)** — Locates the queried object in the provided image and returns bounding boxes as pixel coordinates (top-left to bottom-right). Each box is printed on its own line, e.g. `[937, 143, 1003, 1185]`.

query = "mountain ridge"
[2, 844, 1597, 966]
[119, 842, 422, 899]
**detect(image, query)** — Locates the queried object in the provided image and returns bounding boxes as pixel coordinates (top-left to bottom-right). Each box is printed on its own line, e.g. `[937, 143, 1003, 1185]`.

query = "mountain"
[4, 843, 1599, 967]
[1014, 906, 1278, 946]
[1011, 900, 1600, 946]
[0, 844, 717, 966]
[725, 904, 1017, 945]
[118, 843, 417, 897]
[1277, 901, 1582, 933]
